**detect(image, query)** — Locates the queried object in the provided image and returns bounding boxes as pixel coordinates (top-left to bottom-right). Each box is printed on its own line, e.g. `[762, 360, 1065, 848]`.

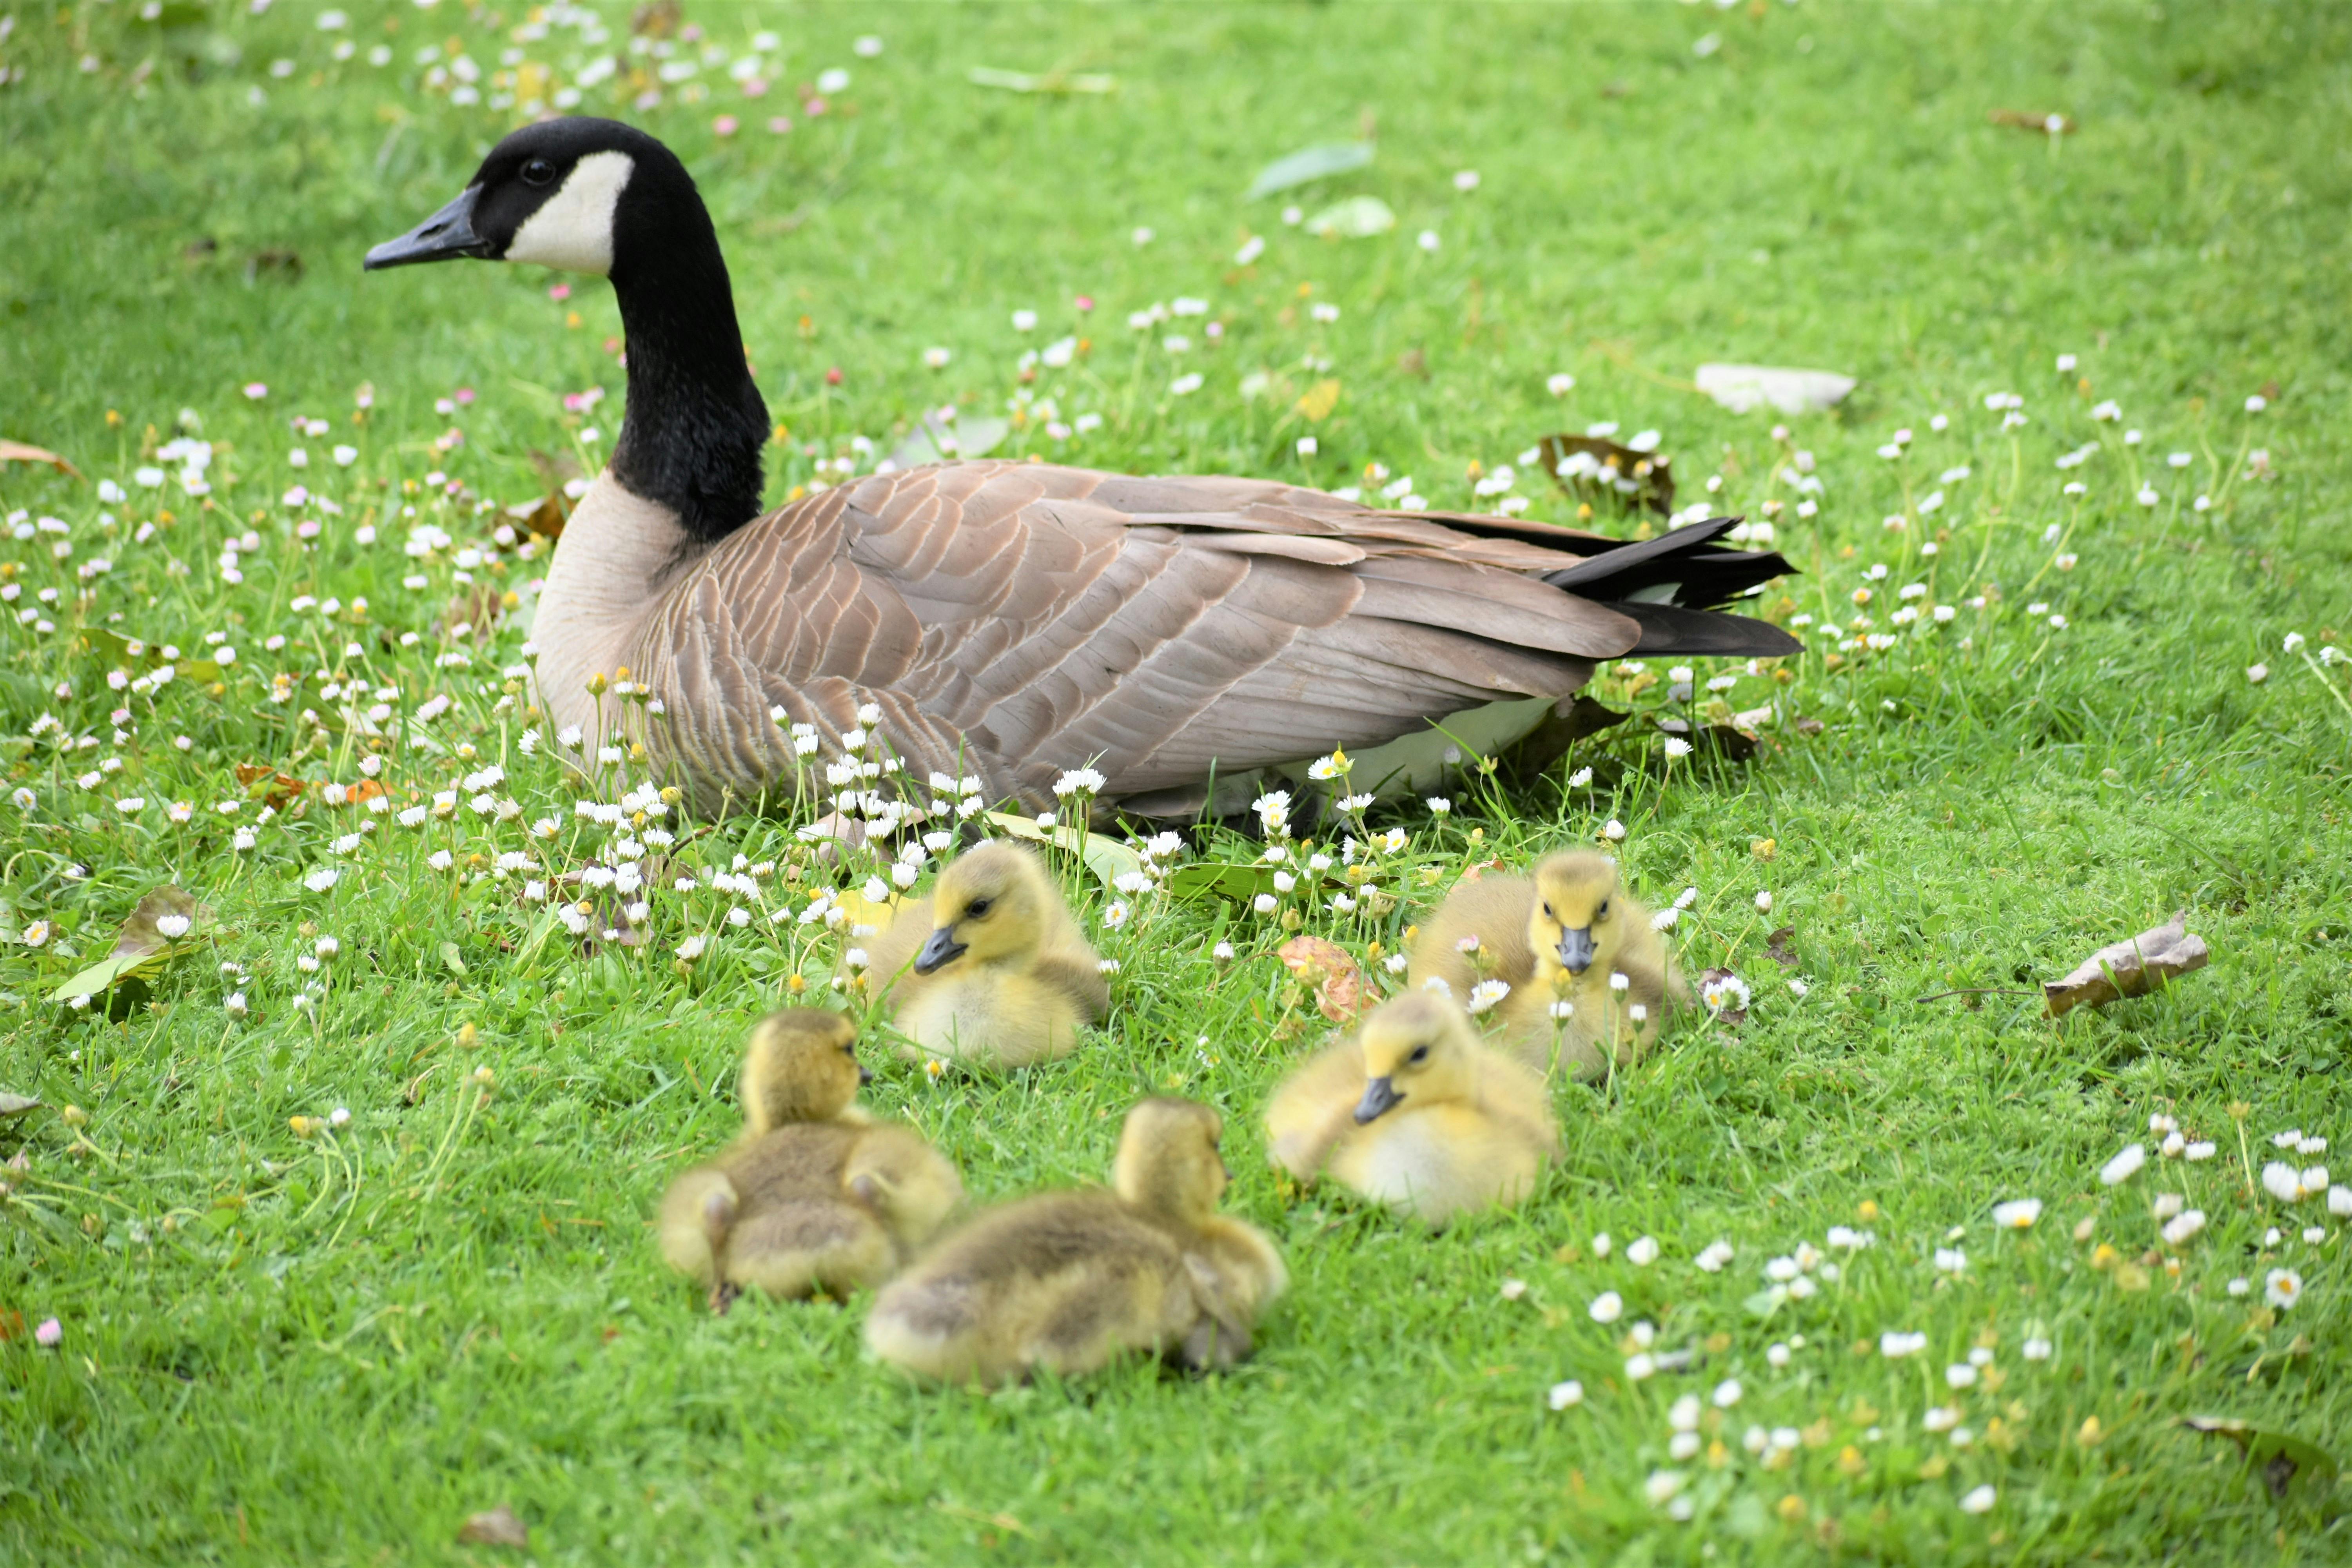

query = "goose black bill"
[913, 927, 967, 975]
[364, 187, 489, 270]
[1354, 1076, 1404, 1125]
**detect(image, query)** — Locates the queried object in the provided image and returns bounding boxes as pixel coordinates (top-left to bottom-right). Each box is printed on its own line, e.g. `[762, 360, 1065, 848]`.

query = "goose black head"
[366, 119, 769, 543]
[365, 118, 686, 276]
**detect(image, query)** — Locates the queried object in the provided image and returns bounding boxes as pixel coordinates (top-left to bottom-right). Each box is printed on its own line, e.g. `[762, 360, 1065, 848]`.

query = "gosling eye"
[1542, 903, 1555, 920]
[1407, 1044, 1431, 1065]
[964, 897, 992, 919]
[1595, 899, 1611, 921]
[521, 156, 559, 187]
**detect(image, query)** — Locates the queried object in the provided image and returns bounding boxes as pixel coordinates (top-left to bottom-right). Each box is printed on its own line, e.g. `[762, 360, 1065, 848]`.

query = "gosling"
[865, 840, 1108, 1069]
[657, 1009, 962, 1312]
[865, 1098, 1286, 1385]
[1265, 991, 1558, 1227]
[1408, 850, 1681, 1078]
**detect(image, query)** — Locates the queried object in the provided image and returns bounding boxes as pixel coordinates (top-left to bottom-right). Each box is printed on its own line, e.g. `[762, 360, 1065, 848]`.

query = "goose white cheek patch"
[505, 150, 634, 274]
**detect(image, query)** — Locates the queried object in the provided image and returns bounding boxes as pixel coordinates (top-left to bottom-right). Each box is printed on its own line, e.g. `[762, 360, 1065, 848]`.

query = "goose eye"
[1542, 904, 1555, 920]
[521, 157, 559, 187]
[964, 897, 992, 918]
[1407, 1044, 1431, 1065]
[1595, 899, 1610, 921]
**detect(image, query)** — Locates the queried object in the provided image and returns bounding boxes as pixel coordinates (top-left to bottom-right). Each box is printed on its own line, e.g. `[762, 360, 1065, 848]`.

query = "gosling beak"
[1353, 1075, 1404, 1125]
[913, 926, 967, 975]
[364, 185, 490, 270]
[857, 1065, 875, 1086]
[1556, 926, 1597, 975]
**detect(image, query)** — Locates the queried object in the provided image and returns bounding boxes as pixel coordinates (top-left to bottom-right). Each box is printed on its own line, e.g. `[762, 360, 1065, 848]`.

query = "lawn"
[4, 0, 2352, 1562]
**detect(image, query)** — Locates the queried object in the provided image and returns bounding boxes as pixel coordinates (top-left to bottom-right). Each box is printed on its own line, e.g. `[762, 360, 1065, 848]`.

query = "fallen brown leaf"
[2180, 1417, 2340, 1508]
[234, 763, 307, 809]
[1537, 434, 1674, 517]
[0, 440, 80, 478]
[1989, 108, 2076, 135]
[1698, 968, 1748, 1026]
[1508, 694, 1628, 777]
[629, 0, 680, 38]
[457, 1504, 529, 1547]
[2044, 911, 2209, 1018]
[1276, 934, 1369, 1024]
[444, 583, 505, 639]
[1762, 927, 1798, 969]
[0, 1093, 40, 1117]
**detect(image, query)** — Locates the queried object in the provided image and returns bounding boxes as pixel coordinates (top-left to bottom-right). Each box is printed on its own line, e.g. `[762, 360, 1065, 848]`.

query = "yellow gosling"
[1408, 849, 1681, 1077]
[865, 841, 1108, 1069]
[657, 1009, 962, 1311]
[865, 1098, 1285, 1386]
[1265, 992, 1557, 1226]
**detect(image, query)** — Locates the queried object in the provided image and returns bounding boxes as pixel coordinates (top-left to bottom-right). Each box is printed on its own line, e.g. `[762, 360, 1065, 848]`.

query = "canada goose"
[865, 1097, 1285, 1385]
[1265, 991, 1557, 1225]
[861, 841, 1107, 1069]
[366, 119, 1798, 816]
[658, 1009, 962, 1310]
[1408, 851, 1681, 1078]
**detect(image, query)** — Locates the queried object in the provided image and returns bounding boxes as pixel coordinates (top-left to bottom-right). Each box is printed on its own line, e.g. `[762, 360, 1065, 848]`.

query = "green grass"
[5, 1, 2352, 1562]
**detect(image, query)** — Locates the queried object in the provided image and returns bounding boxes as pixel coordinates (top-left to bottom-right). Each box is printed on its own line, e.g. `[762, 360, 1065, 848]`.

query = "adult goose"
[366, 119, 1798, 816]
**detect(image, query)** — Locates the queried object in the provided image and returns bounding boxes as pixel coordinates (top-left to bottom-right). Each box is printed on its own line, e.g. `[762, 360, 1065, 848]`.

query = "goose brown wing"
[651, 462, 1652, 802]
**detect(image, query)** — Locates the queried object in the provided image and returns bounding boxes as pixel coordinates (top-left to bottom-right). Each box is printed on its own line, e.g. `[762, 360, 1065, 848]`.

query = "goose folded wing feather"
[655, 462, 1639, 801]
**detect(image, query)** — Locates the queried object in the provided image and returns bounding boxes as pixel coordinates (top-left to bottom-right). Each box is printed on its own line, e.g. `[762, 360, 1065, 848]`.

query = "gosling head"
[1112, 1098, 1230, 1223]
[1526, 851, 1626, 980]
[1352, 992, 1481, 1125]
[364, 116, 696, 280]
[911, 843, 1052, 977]
[739, 1008, 867, 1135]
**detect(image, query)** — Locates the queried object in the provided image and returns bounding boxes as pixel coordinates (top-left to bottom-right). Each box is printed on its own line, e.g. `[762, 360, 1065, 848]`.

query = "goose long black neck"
[606, 144, 768, 543]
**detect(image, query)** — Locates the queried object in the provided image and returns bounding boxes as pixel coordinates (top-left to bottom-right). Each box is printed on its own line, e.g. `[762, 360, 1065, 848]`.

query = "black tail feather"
[1539, 516, 1793, 610]
[1601, 600, 1804, 659]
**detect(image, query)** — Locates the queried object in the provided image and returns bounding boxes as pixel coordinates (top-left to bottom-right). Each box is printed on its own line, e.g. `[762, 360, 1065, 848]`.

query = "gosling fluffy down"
[864, 841, 1108, 1069]
[865, 1098, 1285, 1386]
[658, 1009, 962, 1310]
[1408, 850, 1682, 1078]
[1265, 991, 1558, 1227]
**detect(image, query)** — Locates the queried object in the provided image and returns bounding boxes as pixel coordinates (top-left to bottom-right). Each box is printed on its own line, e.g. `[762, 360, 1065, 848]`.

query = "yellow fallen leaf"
[837, 887, 900, 932]
[1294, 379, 1341, 423]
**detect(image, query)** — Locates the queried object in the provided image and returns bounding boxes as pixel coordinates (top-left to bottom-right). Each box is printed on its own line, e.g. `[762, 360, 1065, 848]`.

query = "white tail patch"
[505, 150, 633, 274]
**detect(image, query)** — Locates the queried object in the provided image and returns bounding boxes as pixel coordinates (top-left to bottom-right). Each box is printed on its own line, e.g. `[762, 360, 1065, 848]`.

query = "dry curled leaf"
[2045, 912, 2209, 1018]
[234, 762, 307, 809]
[1277, 935, 1369, 1024]
[443, 583, 505, 639]
[628, 0, 680, 38]
[1508, 694, 1628, 777]
[1293, 378, 1341, 423]
[0, 1093, 42, 1117]
[2181, 1417, 2340, 1512]
[0, 439, 81, 478]
[50, 886, 211, 1005]
[506, 492, 571, 541]
[1537, 434, 1674, 517]
[456, 1504, 530, 1547]
[1698, 968, 1748, 1026]
[1989, 108, 2076, 135]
